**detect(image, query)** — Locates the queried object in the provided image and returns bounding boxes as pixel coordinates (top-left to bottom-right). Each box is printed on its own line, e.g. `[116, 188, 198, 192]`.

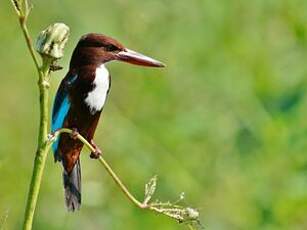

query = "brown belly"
[58, 106, 102, 173]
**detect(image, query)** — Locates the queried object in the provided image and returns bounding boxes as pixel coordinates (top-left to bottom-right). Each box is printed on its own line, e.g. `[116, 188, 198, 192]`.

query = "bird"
[51, 33, 165, 211]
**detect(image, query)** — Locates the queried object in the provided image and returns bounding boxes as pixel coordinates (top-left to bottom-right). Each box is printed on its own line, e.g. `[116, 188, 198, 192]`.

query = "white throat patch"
[85, 64, 110, 114]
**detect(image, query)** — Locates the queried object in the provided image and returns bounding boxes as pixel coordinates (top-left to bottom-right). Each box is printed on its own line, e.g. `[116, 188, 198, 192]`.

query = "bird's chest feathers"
[84, 65, 110, 114]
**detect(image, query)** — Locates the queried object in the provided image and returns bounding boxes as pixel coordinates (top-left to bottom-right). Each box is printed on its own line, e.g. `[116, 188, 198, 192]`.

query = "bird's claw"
[90, 149, 102, 159]
[70, 128, 79, 140]
[50, 63, 63, 72]
[90, 140, 102, 159]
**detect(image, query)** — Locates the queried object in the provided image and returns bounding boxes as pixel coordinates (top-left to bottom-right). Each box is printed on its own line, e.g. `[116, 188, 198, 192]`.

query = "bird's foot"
[70, 128, 79, 140]
[50, 63, 63, 72]
[90, 140, 102, 159]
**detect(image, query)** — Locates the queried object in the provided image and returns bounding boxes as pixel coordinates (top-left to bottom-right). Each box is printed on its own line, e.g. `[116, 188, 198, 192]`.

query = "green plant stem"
[17, 13, 52, 230]
[22, 139, 50, 230]
[37, 59, 50, 145]
[22, 60, 50, 230]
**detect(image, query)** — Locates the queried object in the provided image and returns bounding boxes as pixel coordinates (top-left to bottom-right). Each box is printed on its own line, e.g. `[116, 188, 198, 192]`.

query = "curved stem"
[50, 128, 146, 209]
[97, 157, 146, 208]
[49, 129, 201, 229]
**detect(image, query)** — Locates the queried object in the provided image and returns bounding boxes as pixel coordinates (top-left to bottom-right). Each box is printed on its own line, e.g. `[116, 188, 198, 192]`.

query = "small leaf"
[143, 175, 157, 204]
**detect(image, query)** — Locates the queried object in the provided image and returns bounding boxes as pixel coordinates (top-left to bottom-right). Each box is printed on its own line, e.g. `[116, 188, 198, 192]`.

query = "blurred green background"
[1, 0, 307, 229]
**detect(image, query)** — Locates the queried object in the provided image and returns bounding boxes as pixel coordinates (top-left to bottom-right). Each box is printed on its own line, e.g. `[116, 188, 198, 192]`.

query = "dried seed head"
[35, 23, 70, 59]
[185, 207, 199, 220]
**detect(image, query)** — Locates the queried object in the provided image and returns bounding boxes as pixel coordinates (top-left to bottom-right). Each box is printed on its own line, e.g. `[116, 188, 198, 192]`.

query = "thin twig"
[97, 156, 147, 208]
[19, 16, 41, 73]
[49, 129, 201, 228]
[49, 128, 147, 209]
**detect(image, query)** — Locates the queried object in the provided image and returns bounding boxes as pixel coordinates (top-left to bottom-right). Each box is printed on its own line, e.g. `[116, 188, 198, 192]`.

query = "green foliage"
[1, 0, 307, 229]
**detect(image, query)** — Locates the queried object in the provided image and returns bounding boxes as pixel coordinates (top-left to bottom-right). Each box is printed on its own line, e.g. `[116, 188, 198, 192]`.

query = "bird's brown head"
[70, 33, 165, 68]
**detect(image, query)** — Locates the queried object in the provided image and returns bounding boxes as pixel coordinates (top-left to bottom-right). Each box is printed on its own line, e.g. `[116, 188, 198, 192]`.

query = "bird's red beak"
[116, 49, 165, 67]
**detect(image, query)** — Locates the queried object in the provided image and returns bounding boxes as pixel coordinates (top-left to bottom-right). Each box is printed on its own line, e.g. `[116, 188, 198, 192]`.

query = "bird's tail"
[63, 159, 81, 211]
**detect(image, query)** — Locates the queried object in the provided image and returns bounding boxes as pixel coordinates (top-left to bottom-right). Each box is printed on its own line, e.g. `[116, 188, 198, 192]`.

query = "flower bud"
[35, 23, 70, 59]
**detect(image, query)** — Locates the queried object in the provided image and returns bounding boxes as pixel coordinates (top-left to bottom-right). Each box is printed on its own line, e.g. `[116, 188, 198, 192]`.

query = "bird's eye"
[105, 44, 118, 52]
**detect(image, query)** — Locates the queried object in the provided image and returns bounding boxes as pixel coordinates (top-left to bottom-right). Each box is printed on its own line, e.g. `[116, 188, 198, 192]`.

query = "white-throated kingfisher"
[51, 33, 165, 211]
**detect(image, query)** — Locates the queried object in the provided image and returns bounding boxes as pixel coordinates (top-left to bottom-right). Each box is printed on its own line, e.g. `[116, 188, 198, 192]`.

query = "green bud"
[35, 23, 70, 59]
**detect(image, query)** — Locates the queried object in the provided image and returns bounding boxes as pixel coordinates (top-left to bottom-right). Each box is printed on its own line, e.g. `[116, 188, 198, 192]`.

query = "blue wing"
[52, 96, 70, 155]
[52, 83, 71, 156]
[51, 74, 78, 159]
